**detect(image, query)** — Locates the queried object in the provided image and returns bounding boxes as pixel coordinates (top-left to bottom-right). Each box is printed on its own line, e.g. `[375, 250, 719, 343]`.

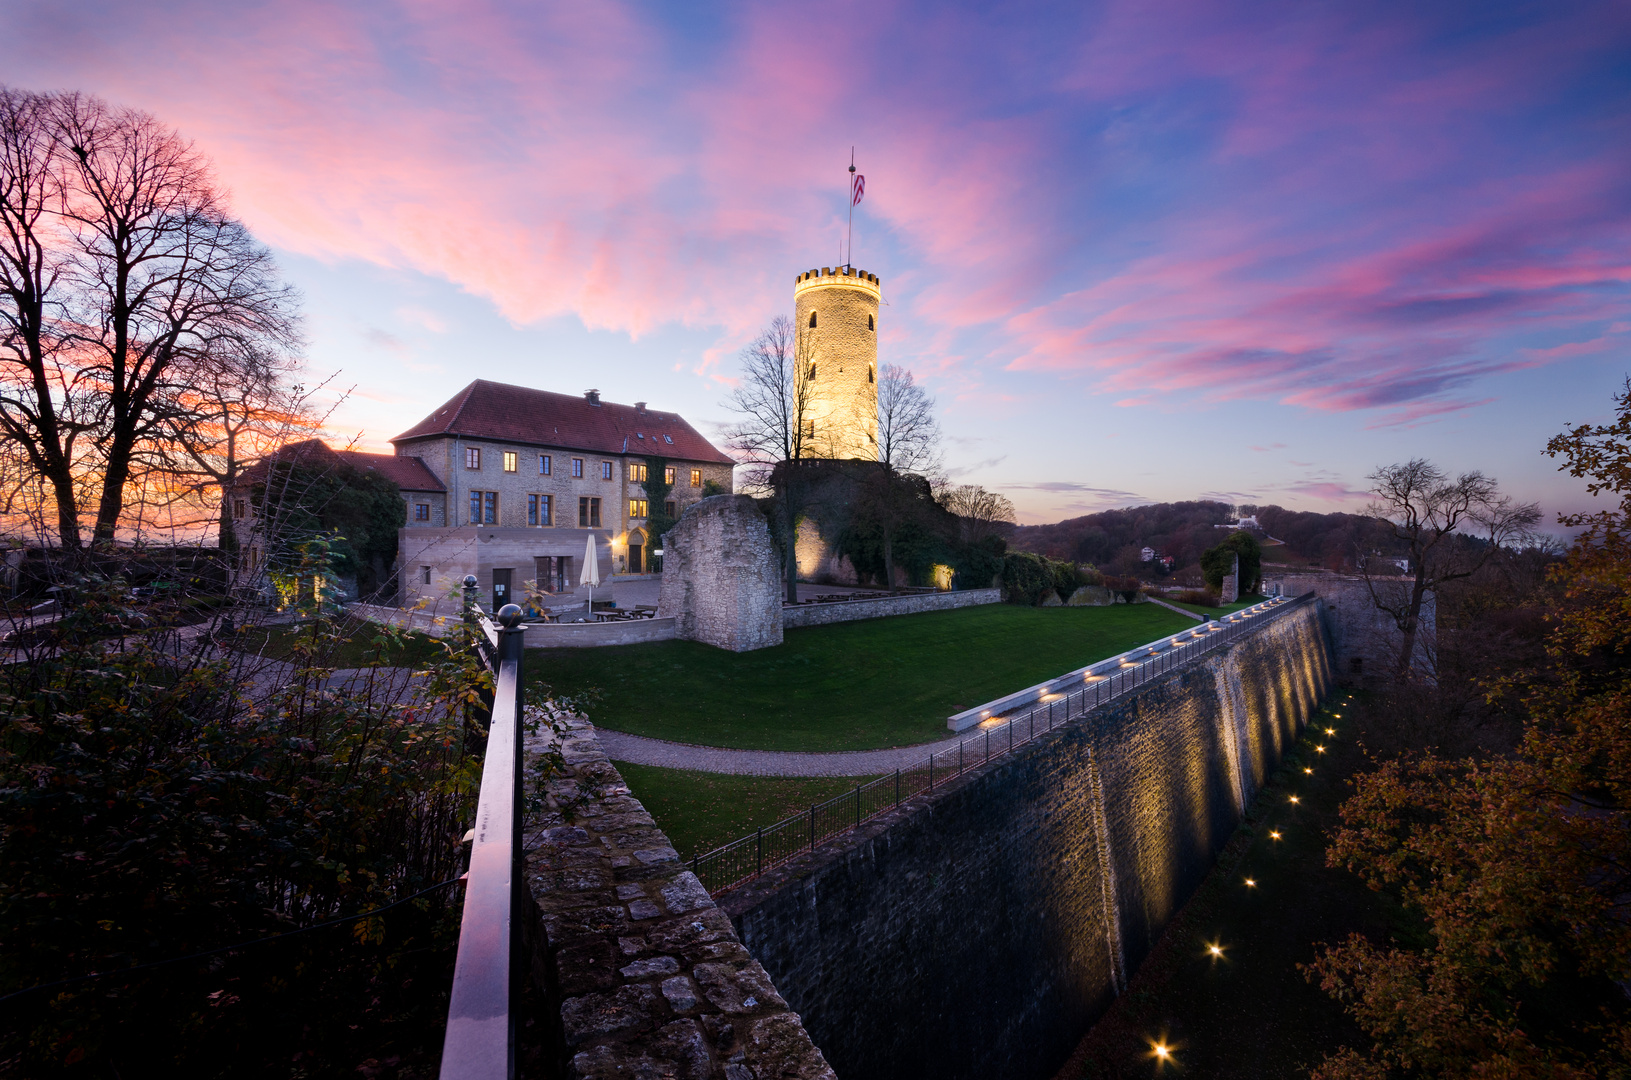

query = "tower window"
[808, 363, 816, 380]
[868, 365, 875, 384]
[868, 313, 874, 331]
[808, 311, 817, 328]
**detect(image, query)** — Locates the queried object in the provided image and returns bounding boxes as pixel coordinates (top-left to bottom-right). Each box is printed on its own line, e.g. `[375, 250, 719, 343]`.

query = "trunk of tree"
[1395, 564, 1430, 678]
[217, 499, 238, 553]
[92, 432, 135, 546]
[780, 491, 799, 603]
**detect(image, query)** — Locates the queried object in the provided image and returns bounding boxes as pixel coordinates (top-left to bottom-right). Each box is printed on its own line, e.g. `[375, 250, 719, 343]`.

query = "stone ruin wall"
[718, 599, 1335, 1080]
[526, 718, 834, 1079]
[657, 495, 783, 652]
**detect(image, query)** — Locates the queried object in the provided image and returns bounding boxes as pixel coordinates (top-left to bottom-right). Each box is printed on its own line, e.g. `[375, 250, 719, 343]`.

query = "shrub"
[954, 534, 1007, 591]
[1102, 574, 1144, 602]
[1002, 551, 1054, 605]
[1174, 587, 1219, 607]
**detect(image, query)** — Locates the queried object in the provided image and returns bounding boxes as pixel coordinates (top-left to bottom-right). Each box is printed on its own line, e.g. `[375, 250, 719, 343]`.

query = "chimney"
[585, 389, 601, 406]
[635, 401, 646, 413]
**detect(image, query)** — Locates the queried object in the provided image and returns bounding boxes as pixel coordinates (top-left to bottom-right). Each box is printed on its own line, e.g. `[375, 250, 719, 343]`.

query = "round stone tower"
[794, 266, 880, 461]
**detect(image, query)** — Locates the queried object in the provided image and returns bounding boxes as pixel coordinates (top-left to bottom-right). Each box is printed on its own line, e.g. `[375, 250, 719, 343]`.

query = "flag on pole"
[851, 173, 865, 206]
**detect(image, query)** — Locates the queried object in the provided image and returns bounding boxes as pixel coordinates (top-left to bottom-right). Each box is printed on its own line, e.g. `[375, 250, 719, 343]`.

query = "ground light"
[1149, 1040, 1175, 1068]
[1270, 830, 1282, 840]
[1325, 727, 1336, 736]
[1206, 943, 1225, 958]
[1245, 878, 1257, 887]
[1290, 796, 1300, 804]
[1304, 767, 1313, 774]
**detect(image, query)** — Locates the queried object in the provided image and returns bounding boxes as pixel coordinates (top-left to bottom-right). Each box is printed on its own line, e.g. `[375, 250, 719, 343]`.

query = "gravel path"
[595, 727, 978, 777]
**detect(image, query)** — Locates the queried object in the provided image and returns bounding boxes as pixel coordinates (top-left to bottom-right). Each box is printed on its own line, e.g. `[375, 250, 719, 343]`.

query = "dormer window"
[808, 311, 817, 328]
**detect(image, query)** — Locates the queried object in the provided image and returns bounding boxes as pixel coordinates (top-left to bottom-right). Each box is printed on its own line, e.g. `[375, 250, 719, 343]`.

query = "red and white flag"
[851, 173, 865, 206]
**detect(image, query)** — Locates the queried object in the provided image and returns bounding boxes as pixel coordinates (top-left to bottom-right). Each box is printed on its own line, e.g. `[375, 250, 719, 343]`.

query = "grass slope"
[612, 762, 874, 861]
[236, 623, 449, 669]
[1058, 690, 1413, 1079]
[1163, 592, 1269, 618]
[530, 603, 1194, 752]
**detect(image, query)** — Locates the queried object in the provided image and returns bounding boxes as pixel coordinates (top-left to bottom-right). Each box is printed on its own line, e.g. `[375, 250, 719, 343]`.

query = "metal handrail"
[691, 593, 1317, 895]
[440, 589, 526, 1080]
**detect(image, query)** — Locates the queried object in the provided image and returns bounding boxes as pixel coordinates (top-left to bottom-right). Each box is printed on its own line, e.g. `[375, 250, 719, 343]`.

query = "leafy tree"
[256, 446, 405, 600]
[1200, 530, 1261, 592]
[641, 454, 674, 567]
[1307, 389, 1631, 1079]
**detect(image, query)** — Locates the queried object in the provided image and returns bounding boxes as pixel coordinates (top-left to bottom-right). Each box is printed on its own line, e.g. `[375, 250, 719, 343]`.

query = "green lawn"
[529, 603, 1195, 752]
[1163, 592, 1269, 617]
[612, 762, 874, 862]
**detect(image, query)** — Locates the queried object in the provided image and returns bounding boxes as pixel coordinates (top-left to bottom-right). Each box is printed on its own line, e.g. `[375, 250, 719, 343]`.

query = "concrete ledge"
[523, 617, 677, 648]
[945, 596, 1289, 731]
[782, 587, 1002, 629]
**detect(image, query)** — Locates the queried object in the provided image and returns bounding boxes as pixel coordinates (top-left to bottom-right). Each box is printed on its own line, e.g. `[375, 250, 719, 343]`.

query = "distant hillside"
[1009, 500, 1394, 576]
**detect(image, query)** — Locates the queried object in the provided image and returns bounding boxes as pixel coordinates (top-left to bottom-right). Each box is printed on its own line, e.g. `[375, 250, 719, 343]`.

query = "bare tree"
[0, 86, 301, 549]
[940, 484, 1016, 546]
[865, 363, 942, 588]
[1365, 459, 1541, 678]
[723, 315, 823, 601]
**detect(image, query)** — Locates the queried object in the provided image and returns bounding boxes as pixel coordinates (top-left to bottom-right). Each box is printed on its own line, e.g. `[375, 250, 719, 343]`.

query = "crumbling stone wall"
[720, 599, 1334, 1080]
[527, 718, 834, 1079]
[657, 495, 783, 652]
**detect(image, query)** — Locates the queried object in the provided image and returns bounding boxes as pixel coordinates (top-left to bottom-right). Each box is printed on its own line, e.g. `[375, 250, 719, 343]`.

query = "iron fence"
[691, 593, 1315, 895]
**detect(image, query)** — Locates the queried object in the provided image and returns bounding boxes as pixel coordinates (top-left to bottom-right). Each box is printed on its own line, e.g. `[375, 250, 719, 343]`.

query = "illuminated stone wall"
[794, 267, 880, 461]
[720, 599, 1334, 1080]
[657, 494, 784, 652]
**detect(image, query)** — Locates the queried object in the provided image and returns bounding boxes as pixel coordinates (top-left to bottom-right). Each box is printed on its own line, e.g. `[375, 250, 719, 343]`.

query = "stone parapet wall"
[527, 718, 835, 1079]
[658, 496, 783, 652]
[720, 599, 1334, 1080]
[781, 587, 1001, 629]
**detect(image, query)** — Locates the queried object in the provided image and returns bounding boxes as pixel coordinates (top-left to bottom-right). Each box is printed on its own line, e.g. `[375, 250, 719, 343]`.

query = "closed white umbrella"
[580, 532, 599, 613]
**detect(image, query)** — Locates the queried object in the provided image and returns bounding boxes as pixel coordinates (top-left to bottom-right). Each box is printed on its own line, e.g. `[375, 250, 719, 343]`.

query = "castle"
[794, 265, 881, 461]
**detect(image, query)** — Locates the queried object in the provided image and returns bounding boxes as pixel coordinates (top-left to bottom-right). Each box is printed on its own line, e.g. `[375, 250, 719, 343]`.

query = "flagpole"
[847, 148, 856, 269]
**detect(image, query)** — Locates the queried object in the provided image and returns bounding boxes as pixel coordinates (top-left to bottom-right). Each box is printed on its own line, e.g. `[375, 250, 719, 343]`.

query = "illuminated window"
[572, 457, 584, 478]
[690, 469, 701, 488]
[469, 490, 497, 524]
[600, 461, 613, 480]
[579, 496, 601, 528]
[503, 451, 517, 473]
[808, 311, 817, 328]
[629, 462, 647, 482]
[629, 499, 648, 519]
[539, 454, 551, 475]
[414, 503, 430, 521]
[465, 447, 481, 470]
[528, 494, 552, 526]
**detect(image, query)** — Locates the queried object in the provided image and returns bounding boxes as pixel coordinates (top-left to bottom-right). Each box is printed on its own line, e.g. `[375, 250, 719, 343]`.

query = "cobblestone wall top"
[526, 717, 834, 1079]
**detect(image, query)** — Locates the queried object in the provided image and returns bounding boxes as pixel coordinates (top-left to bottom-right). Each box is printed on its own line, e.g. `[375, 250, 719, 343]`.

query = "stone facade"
[1262, 569, 1434, 681]
[527, 717, 834, 1079]
[397, 526, 617, 611]
[1221, 552, 1240, 603]
[794, 267, 880, 461]
[719, 600, 1334, 1080]
[657, 496, 784, 652]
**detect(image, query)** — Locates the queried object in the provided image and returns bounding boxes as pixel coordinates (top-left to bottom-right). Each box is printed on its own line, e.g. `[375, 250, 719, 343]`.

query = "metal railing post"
[810, 804, 816, 851]
[895, 769, 900, 807]
[929, 752, 934, 790]
[756, 827, 763, 876]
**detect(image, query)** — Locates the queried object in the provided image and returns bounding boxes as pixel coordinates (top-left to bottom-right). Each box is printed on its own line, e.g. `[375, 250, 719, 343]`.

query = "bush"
[1174, 587, 1219, 607]
[953, 534, 1007, 591]
[1002, 551, 1054, 605]
[1102, 574, 1144, 602]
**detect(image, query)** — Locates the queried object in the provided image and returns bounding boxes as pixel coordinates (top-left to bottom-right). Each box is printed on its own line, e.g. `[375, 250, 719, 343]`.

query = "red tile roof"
[235, 439, 445, 492]
[389, 380, 735, 465]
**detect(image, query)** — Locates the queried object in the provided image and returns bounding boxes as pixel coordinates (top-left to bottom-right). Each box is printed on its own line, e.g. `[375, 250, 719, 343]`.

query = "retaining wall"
[719, 598, 1334, 1080]
[781, 587, 1002, 629]
[527, 718, 835, 1079]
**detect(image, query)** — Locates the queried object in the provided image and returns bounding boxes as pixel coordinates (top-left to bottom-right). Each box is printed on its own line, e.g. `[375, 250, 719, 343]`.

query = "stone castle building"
[795, 266, 881, 461]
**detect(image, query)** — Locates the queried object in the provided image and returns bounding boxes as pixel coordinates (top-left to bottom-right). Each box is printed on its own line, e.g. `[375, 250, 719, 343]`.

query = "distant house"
[1140, 546, 1156, 562]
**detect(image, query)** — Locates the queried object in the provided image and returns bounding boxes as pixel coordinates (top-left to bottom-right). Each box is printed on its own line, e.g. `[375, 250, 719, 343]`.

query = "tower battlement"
[794, 266, 882, 299]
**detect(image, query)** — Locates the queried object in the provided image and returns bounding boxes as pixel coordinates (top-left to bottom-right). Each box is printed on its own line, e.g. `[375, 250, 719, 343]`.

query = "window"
[600, 461, 613, 480]
[664, 466, 675, 485]
[808, 311, 817, 328]
[663, 434, 672, 444]
[469, 490, 496, 524]
[802, 419, 816, 439]
[665, 500, 676, 518]
[629, 499, 648, 519]
[414, 502, 431, 521]
[690, 469, 702, 488]
[528, 494, 552, 526]
[868, 313, 874, 331]
[232, 498, 247, 519]
[465, 447, 481, 470]
[572, 457, 584, 478]
[808, 363, 817, 380]
[868, 365, 875, 383]
[539, 454, 551, 475]
[503, 451, 517, 473]
[579, 496, 601, 528]
[421, 566, 432, 585]
[628, 462, 647, 482]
